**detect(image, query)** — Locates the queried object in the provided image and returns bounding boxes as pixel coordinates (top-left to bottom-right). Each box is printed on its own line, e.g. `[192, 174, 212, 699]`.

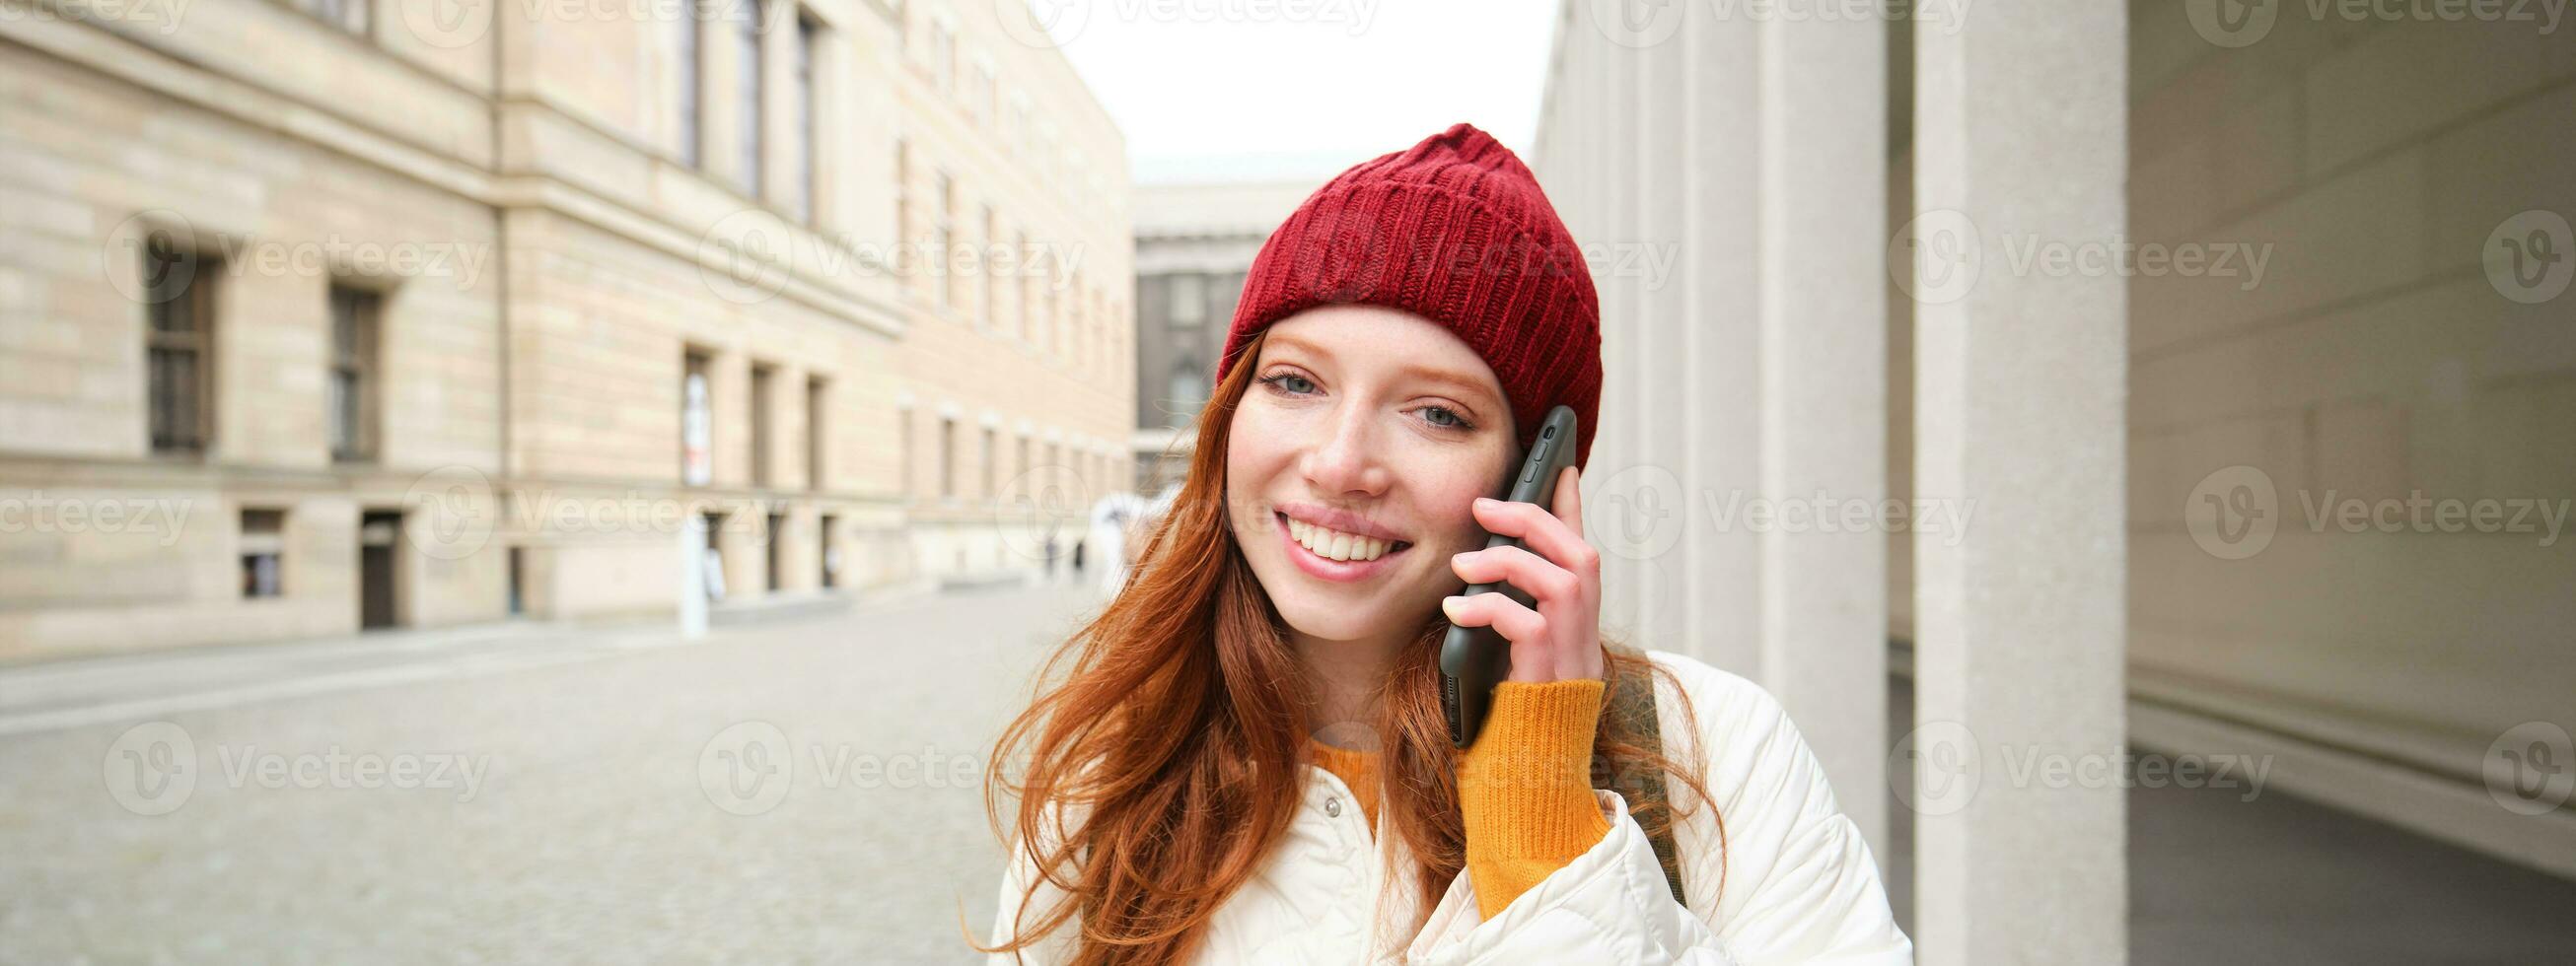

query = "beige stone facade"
[1539, 2, 2576, 956]
[0, 0, 1131, 661]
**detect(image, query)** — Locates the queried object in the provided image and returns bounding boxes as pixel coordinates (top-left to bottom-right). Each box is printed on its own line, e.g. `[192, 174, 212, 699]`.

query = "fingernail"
[1440, 595, 1464, 616]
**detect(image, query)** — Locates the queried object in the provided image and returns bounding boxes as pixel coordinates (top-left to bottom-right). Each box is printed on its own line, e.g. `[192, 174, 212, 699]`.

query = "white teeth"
[1285, 517, 1397, 563]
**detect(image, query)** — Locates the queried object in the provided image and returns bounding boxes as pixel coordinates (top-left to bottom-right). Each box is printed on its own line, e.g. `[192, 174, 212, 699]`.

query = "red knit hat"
[1215, 122, 1604, 469]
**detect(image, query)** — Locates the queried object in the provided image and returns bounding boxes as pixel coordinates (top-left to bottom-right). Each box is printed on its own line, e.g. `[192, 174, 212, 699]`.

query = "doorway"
[359, 510, 401, 629]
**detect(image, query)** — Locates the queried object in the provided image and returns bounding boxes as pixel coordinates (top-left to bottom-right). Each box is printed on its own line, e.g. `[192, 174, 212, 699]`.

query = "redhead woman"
[976, 123, 1910, 965]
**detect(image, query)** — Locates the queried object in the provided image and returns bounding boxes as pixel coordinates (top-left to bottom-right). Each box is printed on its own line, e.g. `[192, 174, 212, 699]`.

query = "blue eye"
[1420, 406, 1469, 430]
[1255, 373, 1317, 394]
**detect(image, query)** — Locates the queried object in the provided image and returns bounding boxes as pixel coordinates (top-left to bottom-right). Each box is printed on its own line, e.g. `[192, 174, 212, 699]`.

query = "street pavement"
[10, 584, 2574, 964]
[0, 581, 1103, 964]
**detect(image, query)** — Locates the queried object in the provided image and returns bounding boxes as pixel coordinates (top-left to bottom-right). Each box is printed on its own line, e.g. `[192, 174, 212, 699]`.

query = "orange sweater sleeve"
[1456, 677, 1612, 921]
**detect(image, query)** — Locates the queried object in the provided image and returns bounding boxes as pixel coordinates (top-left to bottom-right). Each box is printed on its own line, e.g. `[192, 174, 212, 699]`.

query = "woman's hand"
[1441, 465, 1605, 684]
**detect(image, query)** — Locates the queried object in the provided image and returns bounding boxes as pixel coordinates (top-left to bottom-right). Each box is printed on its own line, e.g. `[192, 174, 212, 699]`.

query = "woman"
[978, 124, 1909, 964]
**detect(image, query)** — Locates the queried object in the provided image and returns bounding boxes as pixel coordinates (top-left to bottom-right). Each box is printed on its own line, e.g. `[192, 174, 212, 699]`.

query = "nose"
[1299, 402, 1390, 497]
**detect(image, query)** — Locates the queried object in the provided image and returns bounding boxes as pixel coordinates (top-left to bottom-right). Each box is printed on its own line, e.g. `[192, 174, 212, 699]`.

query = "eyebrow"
[1264, 332, 1502, 413]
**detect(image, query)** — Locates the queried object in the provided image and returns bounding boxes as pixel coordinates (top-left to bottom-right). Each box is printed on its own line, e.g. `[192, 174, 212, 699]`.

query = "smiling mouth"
[1276, 512, 1413, 564]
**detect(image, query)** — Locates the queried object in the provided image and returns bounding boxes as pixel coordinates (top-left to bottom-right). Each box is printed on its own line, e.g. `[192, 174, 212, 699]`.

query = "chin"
[1271, 593, 1402, 643]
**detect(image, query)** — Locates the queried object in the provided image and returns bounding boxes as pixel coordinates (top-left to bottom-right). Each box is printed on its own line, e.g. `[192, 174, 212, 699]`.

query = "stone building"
[1127, 180, 1308, 494]
[1538, 1, 2575, 961]
[0, 0, 1131, 660]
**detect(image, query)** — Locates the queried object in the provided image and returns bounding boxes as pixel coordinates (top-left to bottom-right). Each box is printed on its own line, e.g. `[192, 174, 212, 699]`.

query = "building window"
[296, 0, 367, 35]
[932, 172, 955, 308]
[677, 6, 701, 167]
[682, 349, 713, 486]
[734, 0, 764, 196]
[977, 205, 997, 327]
[1016, 436, 1030, 486]
[894, 138, 911, 240]
[241, 509, 285, 598]
[327, 285, 381, 462]
[1011, 231, 1029, 339]
[897, 407, 914, 500]
[806, 376, 826, 491]
[792, 12, 821, 223]
[751, 363, 776, 487]
[145, 237, 216, 454]
[939, 416, 957, 500]
[1168, 273, 1206, 326]
[1168, 360, 1206, 428]
[931, 19, 956, 96]
[980, 427, 996, 499]
[971, 64, 996, 127]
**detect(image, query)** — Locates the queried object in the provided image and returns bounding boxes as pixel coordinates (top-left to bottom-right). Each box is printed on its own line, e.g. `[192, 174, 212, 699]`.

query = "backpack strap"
[1600, 645, 1688, 909]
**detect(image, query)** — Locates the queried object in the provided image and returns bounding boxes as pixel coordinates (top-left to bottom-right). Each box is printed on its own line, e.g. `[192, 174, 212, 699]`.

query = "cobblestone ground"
[0, 582, 1103, 964]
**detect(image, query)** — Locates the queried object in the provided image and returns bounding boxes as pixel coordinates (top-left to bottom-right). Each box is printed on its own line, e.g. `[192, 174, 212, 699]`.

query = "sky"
[1037, 0, 1563, 184]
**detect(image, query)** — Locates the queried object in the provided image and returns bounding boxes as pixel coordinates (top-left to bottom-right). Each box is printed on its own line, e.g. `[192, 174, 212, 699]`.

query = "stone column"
[1910, 2, 2128, 963]
[1755, 9, 1892, 860]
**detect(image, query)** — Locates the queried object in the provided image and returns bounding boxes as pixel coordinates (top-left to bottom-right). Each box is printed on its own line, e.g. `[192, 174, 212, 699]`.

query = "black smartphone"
[1440, 404, 1580, 749]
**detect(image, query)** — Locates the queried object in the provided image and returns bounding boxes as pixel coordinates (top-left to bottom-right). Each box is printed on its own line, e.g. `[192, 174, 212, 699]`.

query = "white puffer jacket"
[987, 650, 1914, 964]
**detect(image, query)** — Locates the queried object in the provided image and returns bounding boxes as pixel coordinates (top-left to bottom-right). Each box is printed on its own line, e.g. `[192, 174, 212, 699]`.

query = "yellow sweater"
[1306, 678, 1612, 921]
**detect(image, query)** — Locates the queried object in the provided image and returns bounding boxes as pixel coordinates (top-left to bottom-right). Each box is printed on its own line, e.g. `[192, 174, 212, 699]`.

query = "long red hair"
[972, 327, 1716, 964]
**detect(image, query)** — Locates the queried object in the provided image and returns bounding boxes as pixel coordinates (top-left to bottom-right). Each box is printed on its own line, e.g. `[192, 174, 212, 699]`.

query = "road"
[0, 583, 1101, 964]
